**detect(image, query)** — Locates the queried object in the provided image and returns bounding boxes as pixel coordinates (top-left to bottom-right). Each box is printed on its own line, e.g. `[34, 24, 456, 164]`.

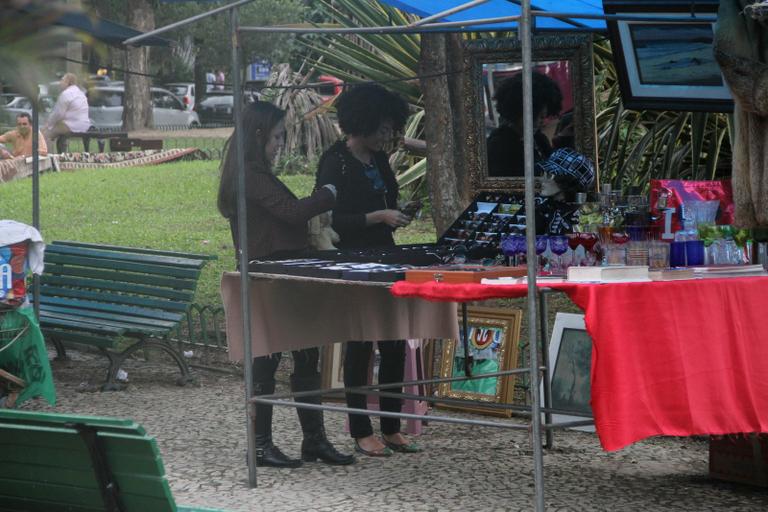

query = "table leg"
[461, 302, 472, 377]
[539, 289, 553, 449]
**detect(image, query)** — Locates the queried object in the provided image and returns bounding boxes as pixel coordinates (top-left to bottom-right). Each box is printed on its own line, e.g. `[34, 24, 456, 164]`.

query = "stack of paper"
[691, 264, 768, 278]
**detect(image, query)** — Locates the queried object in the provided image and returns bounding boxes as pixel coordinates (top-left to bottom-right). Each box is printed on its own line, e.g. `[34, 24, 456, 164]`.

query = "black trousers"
[252, 347, 319, 389]
[343, 340, 406, 438]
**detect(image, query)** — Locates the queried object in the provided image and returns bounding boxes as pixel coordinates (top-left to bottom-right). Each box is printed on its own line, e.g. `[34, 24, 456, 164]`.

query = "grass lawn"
[0, 161, 437, 305]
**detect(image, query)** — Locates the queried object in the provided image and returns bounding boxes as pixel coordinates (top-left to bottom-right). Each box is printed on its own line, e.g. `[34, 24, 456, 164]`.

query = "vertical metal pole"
[31, 102, 40, 320]
[521, 1, 546, 510]
[539, 289, 553, 448]
[461, 303, 472, 377]
[230, 7, 257, 488]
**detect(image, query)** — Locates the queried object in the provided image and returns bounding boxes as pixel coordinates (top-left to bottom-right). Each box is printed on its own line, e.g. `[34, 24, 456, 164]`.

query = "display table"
[221, 272, 459, 360]
[392, 277, 768, 451]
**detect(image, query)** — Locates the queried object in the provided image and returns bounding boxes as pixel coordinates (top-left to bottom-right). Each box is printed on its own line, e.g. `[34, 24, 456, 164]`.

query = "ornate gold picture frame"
[462, 34, 596, 192]
[436, 306, 523, 417]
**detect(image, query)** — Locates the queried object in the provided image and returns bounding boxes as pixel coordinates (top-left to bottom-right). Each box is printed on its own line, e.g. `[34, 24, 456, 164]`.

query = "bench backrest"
[0, 409, 178, 511]
[39, 242, 212, 327]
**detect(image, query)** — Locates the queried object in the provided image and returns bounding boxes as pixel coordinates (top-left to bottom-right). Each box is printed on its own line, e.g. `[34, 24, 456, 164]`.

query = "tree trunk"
[124, 0, 154, 131]
[419, 33, 468, 235]
[193, 58, 206, 110]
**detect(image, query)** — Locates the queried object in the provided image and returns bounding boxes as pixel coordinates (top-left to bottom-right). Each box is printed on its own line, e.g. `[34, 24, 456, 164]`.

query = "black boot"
[291, 373, 356, 465]
[253, 382, 302, 468]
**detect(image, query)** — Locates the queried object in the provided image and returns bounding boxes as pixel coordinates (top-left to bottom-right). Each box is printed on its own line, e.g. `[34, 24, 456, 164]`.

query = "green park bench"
[0, 408, 227, 511]
[36, 241, 216, 390]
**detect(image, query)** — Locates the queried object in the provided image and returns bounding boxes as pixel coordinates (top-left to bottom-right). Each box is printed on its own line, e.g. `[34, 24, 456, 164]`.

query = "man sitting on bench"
[0, 113, 47, 159]
[43, 72, 91, 153]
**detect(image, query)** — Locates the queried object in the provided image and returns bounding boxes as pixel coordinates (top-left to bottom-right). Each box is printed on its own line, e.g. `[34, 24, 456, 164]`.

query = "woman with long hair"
[218, 101, 354, 467]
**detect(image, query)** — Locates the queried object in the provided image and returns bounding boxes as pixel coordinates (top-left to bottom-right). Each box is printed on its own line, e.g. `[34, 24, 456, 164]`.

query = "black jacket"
[229, 165, 335, 260]
[315, 140, 399, 249]
[487, 124, 552, 177]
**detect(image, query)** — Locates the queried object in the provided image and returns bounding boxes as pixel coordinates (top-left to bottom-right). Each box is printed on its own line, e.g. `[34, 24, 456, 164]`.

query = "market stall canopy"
[378, 0, 607, 31]
[12, 3, 171, 47]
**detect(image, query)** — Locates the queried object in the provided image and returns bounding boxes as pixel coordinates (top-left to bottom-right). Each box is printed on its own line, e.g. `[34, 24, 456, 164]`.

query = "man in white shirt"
[44, 73, 91, 153]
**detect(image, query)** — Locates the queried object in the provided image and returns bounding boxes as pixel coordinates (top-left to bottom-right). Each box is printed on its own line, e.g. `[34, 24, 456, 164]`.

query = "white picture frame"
[541, 312, 595, 432]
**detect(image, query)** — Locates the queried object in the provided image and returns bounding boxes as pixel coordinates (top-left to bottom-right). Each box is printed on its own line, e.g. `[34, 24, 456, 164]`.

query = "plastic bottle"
[679, 221, 704, 266]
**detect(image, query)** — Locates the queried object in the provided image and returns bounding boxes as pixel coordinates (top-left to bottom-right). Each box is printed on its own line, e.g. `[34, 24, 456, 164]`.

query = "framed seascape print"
[603, 0, 733, 112]
[542, 313, 594, 432]
[436, 307, 522, 417]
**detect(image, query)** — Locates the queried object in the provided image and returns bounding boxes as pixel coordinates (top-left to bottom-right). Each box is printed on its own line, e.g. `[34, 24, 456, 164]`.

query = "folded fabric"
[0, 220, 44, 275]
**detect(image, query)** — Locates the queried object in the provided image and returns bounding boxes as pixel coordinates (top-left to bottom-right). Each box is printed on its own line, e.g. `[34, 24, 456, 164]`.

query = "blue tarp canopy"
[55, 12, 172, 47]
[379, 0, 606, 32]
[11, 4, 171, 47]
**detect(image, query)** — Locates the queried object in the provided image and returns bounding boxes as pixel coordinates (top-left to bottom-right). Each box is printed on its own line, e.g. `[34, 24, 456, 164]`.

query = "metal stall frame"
[124, 2, 716, 509]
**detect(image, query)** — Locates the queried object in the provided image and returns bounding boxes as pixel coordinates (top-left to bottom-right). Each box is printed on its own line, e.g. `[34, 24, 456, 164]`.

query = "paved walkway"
[22, 350, 768, 512]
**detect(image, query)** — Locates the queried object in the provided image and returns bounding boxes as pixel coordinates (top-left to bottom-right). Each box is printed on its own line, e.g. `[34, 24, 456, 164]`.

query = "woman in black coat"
[316, 84, 421, 457]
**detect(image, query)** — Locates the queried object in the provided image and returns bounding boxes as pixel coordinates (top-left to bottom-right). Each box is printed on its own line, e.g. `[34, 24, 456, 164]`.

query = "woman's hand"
[367, 209, 411, 228]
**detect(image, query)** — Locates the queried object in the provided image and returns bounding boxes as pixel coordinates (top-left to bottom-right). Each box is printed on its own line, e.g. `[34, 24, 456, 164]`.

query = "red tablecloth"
[391, 277, 768, 451]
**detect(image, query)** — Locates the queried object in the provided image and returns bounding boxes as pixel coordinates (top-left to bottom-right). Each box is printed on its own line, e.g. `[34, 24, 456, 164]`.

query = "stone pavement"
[22, 350, 768, 512]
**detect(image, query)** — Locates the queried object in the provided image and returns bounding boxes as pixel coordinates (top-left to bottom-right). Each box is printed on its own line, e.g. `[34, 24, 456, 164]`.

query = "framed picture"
[319, 342, 345, 401]
[603, 0, 732, 112]
[436, 306, 522, 417]
[542, 312, 594, 432]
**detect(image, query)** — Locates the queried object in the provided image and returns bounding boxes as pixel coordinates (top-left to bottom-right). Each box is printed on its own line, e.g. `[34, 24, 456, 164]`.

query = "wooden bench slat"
[53, 240, 218, 261]
[0, 482, 175, 512]
[40, 304, 178, 330]
[38, 296, 184, 322]
[44, 263, 198, 290]
[0, 491, 104, 512]
[38, 316, 126, 336]
[0, 409, 144, 434]
[40, 311, 169, 335]
[39, 286, 190, 313]
[46, 253, 202, 279]
[42, 275, 196, 302]
[46, 244, 207, 269]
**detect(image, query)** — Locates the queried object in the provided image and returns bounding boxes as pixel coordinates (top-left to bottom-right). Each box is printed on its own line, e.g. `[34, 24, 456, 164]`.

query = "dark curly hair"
[335, 83, 409, 136]
[494, 72, 563, 123]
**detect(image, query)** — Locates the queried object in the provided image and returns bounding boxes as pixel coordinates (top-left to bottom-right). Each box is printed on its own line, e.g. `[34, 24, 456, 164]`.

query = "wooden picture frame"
[319, 342, 345, 401]
[542, 312, 594, 432]
[603, 0, 732, 112]
[436, 306, 523, 417]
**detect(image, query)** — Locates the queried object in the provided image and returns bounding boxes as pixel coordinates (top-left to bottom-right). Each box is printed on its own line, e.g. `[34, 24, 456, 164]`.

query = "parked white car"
[89, 86, 200, 130]
[0, 95, 56, 128]
[164, 83, 195, 112]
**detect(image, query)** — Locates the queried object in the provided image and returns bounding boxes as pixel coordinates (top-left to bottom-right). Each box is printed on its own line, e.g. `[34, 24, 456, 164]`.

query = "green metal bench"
[0, 408, 227, 511]
[37, 241, 216, 391]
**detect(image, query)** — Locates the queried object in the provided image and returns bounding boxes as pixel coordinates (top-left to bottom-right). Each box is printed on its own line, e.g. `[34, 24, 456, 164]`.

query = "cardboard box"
[709, 434, 768, 487]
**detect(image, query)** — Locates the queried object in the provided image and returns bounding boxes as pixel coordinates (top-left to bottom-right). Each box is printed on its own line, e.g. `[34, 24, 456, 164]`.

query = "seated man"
[0, 113, 48, 159]
[43, 72, 90, 153]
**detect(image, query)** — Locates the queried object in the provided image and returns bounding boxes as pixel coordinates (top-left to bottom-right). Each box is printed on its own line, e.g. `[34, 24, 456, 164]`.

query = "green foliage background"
[0, 161, 435, 306]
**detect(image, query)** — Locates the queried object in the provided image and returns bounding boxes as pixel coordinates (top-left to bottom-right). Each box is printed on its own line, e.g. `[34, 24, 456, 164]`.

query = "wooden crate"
[709, 434, 768, 487]
[405, 265, 527, 283]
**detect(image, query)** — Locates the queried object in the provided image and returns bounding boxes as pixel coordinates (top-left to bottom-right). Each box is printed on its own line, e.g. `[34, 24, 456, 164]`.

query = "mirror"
[462, 34, 596, 193]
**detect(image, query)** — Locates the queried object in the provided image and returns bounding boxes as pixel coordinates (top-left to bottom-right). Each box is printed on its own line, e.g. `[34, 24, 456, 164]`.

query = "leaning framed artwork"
[602, 0, 732, 112]
[542, 312, 594, 432]
[436, 306, 522, 417]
